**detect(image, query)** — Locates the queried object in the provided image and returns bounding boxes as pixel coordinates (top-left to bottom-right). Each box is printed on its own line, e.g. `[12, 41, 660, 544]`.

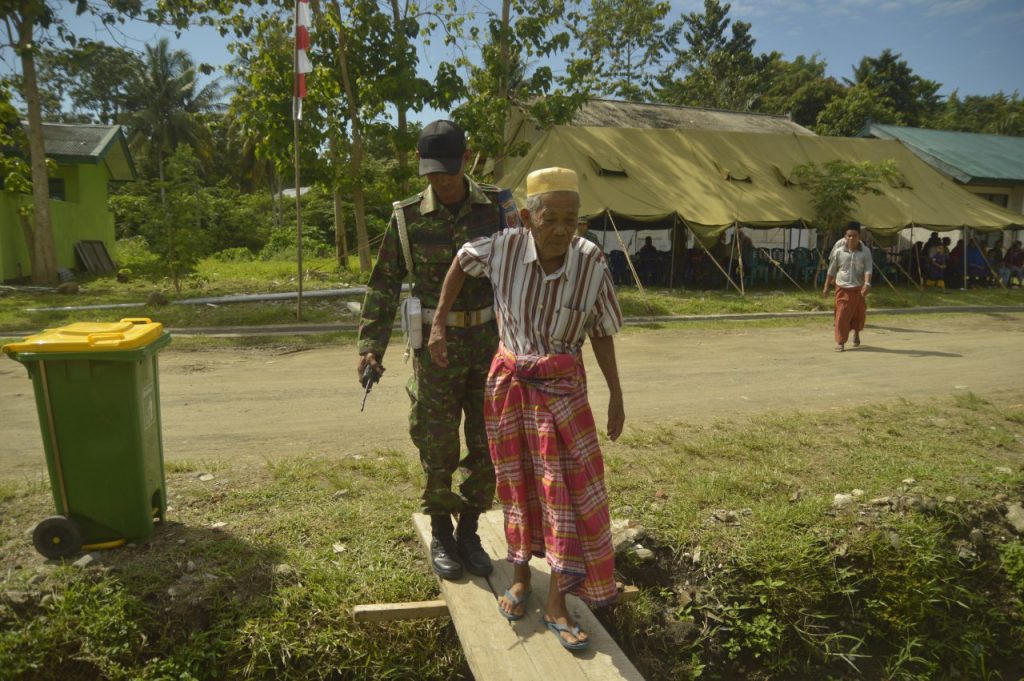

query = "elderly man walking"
[428, 167, 624, 652]
[823, 221, 873, 352]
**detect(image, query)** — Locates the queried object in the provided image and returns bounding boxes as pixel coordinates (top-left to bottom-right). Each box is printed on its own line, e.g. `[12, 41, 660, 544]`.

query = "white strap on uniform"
[392, 200, 414, 276]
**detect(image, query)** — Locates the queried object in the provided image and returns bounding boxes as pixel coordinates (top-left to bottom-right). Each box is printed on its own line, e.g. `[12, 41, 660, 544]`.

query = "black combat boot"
[455, 511, 493, 577]
[430, 514, 463, 580]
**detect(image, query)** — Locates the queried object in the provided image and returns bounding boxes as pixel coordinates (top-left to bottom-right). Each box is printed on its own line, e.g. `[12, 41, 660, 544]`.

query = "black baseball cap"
[418, 120, 466, 176]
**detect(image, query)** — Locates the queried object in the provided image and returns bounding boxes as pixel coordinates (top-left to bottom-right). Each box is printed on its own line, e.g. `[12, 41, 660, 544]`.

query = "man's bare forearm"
[591, 335, 622, 397]
[591, 334, 624, 440]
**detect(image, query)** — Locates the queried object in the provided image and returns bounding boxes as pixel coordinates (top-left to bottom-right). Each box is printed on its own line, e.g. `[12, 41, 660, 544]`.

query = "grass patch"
[3, 257, 1021, 334]
[1, 394, 1022, 680]
[602, 393, 1024, 680]
[616, 285, 1023, 318]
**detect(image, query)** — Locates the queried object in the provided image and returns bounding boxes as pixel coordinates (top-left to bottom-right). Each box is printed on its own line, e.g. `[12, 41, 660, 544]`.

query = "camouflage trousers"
[407, 321, 498, 515]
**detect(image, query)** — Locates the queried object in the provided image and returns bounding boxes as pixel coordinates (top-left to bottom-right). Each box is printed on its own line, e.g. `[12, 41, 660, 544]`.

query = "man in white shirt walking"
[823, 221, 873, 352]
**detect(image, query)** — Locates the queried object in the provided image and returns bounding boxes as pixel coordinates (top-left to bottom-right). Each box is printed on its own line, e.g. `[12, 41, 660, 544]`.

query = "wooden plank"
[413, 511, 646, 681]
[352, 600, 449, 622]
[411, 513, 549, 681]
[475, 511, 647, 681]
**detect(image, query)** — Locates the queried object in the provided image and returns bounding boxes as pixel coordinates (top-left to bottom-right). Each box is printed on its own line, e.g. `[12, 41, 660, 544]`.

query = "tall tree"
[755, 54, 844, 128]
[934, 90, 1024, 136]
[573, 0, 680, 102]
[847, 49, 941, 128]
[2, 0, 147, 284]
[454, 0, 591, 179]
[123, 37, 221, 199]
[814, 83, 901, 137]
[2, 1, 61, 284]
[657, 0, 767, 110]
[36, 40, 143, 124]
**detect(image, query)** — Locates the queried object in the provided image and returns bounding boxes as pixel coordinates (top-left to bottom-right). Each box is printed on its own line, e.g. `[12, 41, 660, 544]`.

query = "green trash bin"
[2, 317, 171, 559]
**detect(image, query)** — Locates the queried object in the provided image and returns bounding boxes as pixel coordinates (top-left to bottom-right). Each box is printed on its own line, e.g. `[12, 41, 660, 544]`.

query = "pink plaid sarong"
[484, 345, 617, 607]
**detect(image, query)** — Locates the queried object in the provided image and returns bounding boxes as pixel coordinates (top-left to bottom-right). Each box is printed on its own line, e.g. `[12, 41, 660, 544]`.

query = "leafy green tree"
[756, 54, 844, 128]
[791, 159, 897, 248]
[142, 145, 209, 292]
[224, 15, 315, 239]
[124, 38, 221, 198]
[36, 40, 143, 123]
[454, 0, 592, 179]
[573, 0, 680, 101]
[0, 80, 38, 275]
[3, 1, 66, 284]
[934, 90, 1024, 136]
[814, 83, 902, 136]
[657, 0, 767, 110]
[847, 49, 941, 127]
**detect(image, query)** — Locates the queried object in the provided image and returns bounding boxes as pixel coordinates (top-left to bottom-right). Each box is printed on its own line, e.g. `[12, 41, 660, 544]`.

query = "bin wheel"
[32, 516, 82, 560]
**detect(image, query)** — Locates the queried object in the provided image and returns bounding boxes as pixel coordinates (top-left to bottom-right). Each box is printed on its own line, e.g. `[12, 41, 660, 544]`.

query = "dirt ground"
[3, 312, 1022, 481]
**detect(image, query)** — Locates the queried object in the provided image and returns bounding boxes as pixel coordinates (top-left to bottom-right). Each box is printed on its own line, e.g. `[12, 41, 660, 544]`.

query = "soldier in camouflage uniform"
[357, 120, 520, 580]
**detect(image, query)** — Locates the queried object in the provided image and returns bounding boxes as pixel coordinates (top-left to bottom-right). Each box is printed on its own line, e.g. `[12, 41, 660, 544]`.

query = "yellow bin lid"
[2, 318, 164, 354]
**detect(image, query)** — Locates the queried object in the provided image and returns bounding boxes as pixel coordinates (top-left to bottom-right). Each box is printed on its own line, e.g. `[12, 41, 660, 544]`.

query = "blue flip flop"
[498, 588, 531, 621]
[542, 615, 591, 651]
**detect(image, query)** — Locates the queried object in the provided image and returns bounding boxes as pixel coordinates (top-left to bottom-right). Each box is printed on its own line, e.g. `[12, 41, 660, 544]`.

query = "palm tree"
[124, 38, 221, 201]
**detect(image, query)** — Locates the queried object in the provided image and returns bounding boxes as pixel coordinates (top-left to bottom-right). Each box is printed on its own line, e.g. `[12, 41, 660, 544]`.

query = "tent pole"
[760, 246, 804, 291]
[607, 211, 645, 294]
[892, 257, 923, 292]
[874, 253, 899, 293]
[693, 227, 743, 295]
[962, 225, 968, 290]
[734, 222, 745, 295]
[669, 214, 678, 291]
[981, 237, 1010, 292]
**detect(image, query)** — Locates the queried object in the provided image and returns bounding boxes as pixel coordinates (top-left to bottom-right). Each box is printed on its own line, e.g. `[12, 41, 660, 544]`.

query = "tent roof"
[496, 126, 1024, 239]
[861, 123, 1024, 184]
[20, 121, 137, 181]
[570, 99, 815, 135]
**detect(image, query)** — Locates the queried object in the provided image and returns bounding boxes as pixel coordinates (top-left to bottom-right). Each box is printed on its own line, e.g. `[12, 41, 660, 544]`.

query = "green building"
[1, 122, 136, 282]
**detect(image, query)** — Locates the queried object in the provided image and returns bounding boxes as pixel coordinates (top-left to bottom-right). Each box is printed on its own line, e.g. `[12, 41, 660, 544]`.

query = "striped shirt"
[457, 228, 622, 356]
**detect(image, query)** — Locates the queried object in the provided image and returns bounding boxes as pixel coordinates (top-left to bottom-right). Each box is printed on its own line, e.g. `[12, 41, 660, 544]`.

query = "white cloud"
[723, 0, 993, 18]
[926, 0, 994, 17]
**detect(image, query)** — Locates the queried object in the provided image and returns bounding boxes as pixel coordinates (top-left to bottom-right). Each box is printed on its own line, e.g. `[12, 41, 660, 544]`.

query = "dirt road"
[3, 313, 1022, 480]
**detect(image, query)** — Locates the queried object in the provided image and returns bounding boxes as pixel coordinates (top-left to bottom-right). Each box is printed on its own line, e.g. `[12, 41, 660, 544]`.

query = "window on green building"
[48, 177, 65, 201]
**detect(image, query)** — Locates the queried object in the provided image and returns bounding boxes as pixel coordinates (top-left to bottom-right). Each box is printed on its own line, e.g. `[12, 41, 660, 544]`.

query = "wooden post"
[692, 228, 743, 295]
[759, 246, 804, 291]
[669, 214, 678, 290]
[607, 212, 645, 294]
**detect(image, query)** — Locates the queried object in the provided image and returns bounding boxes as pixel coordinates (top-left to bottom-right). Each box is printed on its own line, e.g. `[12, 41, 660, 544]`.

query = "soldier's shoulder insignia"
[498, 188, 522, 229]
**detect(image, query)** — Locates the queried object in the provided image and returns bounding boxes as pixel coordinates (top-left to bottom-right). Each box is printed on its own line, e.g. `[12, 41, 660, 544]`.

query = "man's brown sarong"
[834, 286, 866, 344]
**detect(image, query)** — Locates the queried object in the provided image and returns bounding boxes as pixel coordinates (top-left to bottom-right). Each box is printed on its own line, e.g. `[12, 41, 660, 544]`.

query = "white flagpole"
[293, 2, 306, 321]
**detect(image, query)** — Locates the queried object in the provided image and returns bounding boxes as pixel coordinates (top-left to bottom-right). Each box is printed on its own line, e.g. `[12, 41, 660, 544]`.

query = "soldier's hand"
[427, 322, 448, 368]
[357, 352, 384, 385]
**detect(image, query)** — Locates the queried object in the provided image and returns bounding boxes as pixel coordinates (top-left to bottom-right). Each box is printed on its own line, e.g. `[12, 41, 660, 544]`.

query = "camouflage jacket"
[357, 178, 520, 358]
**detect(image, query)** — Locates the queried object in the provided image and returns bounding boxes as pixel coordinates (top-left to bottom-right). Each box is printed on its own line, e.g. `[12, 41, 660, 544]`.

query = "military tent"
[497, 126, 1024, 243]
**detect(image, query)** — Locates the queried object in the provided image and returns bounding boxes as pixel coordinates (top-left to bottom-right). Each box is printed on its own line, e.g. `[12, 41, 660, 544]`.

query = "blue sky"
[4, 0, 1023, 123]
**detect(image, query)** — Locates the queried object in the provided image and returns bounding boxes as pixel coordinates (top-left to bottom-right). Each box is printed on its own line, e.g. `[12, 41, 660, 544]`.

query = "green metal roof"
[861, 123, 1024, 184]
[19, 122, 137, 181]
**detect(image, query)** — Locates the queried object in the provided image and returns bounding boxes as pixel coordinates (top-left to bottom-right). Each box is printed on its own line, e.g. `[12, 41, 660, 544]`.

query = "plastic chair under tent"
[745, 250, 772, 285]
[769, 248, 786, 280]
[607, 250, 630, 285]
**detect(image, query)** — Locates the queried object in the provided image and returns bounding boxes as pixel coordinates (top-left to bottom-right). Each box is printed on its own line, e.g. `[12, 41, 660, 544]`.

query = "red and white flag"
[294, 0, 312, 119]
